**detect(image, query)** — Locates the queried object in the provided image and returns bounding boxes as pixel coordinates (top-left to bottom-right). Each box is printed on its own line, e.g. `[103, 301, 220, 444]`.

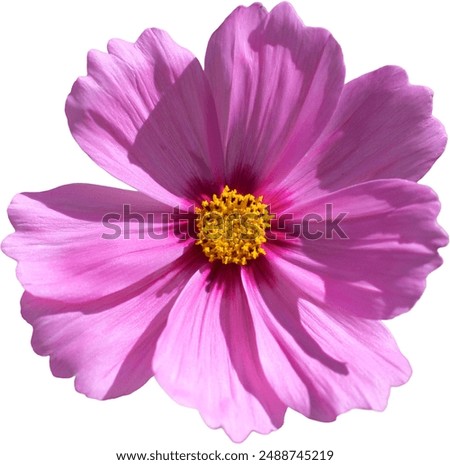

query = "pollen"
[195, 186, 272, 265]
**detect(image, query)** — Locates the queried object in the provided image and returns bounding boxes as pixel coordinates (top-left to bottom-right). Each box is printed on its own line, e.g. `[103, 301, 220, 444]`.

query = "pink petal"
[153, 265, 285, 442]
[2, 184, 196, 302]
[268, 179, 447, 320]
[275, 66, 447, 201]
[21, 253, 201, 400]
[66, 29, 224, 206]
[242, 260, 411, 421]
[204, 2, 344, 192]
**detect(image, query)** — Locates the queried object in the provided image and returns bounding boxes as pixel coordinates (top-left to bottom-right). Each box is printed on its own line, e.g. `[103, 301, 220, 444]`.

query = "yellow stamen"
[195, 186, 272, 265]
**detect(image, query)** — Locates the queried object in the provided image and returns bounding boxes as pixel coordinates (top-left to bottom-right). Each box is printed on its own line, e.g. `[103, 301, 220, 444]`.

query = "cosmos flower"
[2, 2, 447, 442]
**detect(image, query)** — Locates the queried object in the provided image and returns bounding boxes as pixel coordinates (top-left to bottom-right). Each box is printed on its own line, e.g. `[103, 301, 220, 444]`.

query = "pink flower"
[2, 2, 447, 442]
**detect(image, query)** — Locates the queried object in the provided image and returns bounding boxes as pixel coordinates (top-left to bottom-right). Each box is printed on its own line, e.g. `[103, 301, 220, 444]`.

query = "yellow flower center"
[195, 186, 272, 265]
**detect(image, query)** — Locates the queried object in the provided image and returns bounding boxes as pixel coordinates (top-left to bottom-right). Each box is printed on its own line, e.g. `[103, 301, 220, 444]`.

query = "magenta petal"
[66, 29, 224, 206]
[153, 265, 285, 442]
[205, 2, 344, 191]
[269, 179, 447, 320]
[277, 66, 447, 200]
[242, 260, 411, 421]
[2, 184, 193, 302]
[21, 255, 200, 399]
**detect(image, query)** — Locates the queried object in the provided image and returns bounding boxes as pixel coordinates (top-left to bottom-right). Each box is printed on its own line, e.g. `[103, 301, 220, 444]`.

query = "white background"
[1, 1, 449, 464]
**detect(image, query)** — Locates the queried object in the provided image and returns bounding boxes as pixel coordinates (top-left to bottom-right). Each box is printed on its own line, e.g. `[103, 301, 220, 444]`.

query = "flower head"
[2, 2, 447, 442]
